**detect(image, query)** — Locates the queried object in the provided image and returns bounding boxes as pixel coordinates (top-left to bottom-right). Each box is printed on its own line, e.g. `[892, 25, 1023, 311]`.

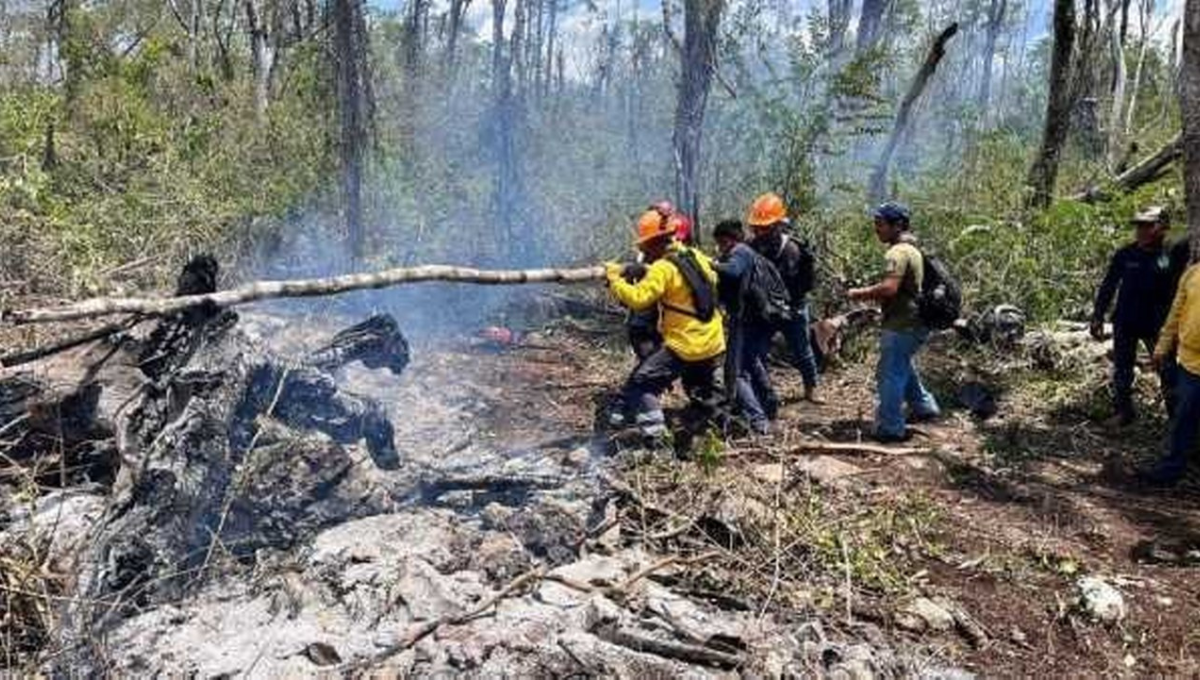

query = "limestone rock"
[1075, 576, 1126, 624]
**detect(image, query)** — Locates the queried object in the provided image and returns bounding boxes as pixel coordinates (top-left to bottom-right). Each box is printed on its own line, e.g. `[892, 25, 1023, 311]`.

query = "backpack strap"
[662, 251, 716, 322]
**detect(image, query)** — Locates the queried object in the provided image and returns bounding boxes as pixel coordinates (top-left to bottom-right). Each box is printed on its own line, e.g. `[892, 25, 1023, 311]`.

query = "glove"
[621, 262, 648, 283]
[604, 262, 624, 284]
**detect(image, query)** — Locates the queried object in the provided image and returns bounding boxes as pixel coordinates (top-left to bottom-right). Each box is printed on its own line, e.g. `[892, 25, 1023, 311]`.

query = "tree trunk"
[1026, 0, 1077, 209]
[245, 0, 273, 122]
[1108, 2, 1128, 167]
[1072, 0, 1105, 159]
[444, 0, 471, 75]
[826, 0, 851, 60]
[2, 266, 608, 325]
[672, 0, 723, 234]
[544, 0, 557, 97]
[1181, 0, 1200, 260]
[977, 0, 1007, 116]
[332, 0, 372, 259]
[491, 0, 524, 262]
[868, 23, 959, 204]
[1075, 133, 1182, 200]
[213, 0, 237, 81]
[1124, 0, 1154, 134]
[855, 0, 886, 55]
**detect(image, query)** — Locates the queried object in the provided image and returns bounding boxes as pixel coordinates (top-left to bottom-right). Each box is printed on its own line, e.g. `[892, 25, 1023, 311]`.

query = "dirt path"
[711, 336, 1200, 677]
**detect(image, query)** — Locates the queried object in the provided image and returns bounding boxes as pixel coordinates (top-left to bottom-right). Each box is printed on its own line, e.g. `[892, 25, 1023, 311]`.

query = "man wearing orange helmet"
[745, 192, 823, 407]
[605, 209, 726, 438]
[622, 202, 687, 359]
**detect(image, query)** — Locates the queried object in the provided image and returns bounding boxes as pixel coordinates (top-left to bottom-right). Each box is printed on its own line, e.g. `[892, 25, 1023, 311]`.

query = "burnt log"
[52, 305, 408, 673]
[307, 313, 410, 375]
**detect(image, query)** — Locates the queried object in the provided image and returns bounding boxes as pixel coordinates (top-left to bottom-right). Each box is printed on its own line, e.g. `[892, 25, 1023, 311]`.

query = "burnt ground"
[4, 304, 1200, 676]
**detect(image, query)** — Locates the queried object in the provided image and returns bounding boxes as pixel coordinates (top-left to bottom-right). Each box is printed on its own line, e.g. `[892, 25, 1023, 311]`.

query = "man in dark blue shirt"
[714, 219, 792, 435]
[1091, 206, 1190, 426]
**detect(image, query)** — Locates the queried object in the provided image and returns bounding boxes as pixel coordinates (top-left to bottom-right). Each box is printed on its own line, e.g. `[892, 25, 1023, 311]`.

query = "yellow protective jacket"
[607, 244, 726, 362]
[1157, 263, 1200, 375]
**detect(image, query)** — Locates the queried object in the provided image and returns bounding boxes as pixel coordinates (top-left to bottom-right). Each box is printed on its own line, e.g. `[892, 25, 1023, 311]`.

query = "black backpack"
[743, 249, 793, 325]
[663, 250, 717, 323]
[916, 249, 962, 330]
[788, 236, 817, 300]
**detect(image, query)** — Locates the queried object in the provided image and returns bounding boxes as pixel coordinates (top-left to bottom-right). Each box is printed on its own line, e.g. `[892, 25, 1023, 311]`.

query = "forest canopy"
[0, 0, 1192, 324]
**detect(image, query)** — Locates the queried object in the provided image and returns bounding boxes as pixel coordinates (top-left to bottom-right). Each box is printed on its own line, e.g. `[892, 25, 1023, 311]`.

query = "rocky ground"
[2, 301, 1199, 677]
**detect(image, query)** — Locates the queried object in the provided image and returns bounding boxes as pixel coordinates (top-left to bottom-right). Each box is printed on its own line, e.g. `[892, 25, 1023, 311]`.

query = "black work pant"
[621, 346, 721, 422]
[1112, 326, 1176, 417]
[627, 310, 662, 360]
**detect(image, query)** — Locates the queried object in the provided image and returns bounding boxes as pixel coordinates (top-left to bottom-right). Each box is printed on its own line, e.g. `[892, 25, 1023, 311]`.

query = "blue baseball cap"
[873, 201, 911, 225]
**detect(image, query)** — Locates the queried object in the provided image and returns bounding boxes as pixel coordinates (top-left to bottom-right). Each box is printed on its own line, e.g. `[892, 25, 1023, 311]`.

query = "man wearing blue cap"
[847, 202, 941, 442]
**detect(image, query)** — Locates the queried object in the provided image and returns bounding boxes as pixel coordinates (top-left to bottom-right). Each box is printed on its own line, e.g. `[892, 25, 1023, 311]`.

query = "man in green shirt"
[847, 202, 941, 442]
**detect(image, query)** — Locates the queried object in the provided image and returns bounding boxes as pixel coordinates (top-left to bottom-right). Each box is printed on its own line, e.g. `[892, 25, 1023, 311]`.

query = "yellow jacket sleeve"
[608, 260, 669, 312]
[1158, 268, 1193, 357]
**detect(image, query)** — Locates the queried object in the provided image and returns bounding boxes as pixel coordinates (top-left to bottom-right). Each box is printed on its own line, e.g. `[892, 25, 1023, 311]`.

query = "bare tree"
[1124, 0, 1155, 134]
[826, 0, 851, 60]
[490, 0, 525, 262]
[977, 0, 1007, 116]
[543, 0, 558, 97]
[245, 0, 274, 122]
[332, 0, 373, 259]
[167, 0, 203, 72]
[868, 23, 959, 203]
[1181, 0, 1200, 258]
[1027, 0, 1077, 208]
[672, 0, 724, 231]
[855, 0, 886, 55]
[1108, 1, 1128, 165]
[212, 0, 238, 81]
[444, 0, 472, 75]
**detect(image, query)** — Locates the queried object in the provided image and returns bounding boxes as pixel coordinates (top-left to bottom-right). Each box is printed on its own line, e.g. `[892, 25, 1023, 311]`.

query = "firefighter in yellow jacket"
[605, 210, 726, 437]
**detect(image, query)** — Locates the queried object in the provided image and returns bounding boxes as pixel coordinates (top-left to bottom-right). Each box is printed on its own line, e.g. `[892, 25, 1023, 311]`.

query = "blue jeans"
[742, 306, 819, 392]
[1158, 364, 1200, 478]
[735, 321, 777, 425]
[876, 329, 940, 437]
[780, 306, 820, 389]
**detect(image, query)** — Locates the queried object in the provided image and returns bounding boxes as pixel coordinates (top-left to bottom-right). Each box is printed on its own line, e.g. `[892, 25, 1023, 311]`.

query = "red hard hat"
[667, 214, 693, 243]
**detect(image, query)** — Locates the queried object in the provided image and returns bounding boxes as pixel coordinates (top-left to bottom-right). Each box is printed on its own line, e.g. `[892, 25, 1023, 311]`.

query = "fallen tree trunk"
[2, 264, 607, 326]
[1075, 133, 1184, 201]
[867, 22, 959, 203]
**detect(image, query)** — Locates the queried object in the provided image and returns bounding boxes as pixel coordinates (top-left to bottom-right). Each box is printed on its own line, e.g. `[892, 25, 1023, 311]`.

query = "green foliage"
[794, 490, 942, 592]
[694, 429, 725, 476]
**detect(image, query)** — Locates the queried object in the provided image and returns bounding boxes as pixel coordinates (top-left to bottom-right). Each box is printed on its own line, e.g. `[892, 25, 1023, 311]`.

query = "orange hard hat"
[636, 210, 674, 245]
[747, 192, 787, 228]
[667, 213, 693, 243]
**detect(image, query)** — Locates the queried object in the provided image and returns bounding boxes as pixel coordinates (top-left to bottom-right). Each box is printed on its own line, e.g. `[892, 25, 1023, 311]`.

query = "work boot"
[635, 410, 667, 438]
[763, 397, 780, 421]
[909, 409, 941, 424]
[872, 429, 912, 444]
[803, 386, 826, 405]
